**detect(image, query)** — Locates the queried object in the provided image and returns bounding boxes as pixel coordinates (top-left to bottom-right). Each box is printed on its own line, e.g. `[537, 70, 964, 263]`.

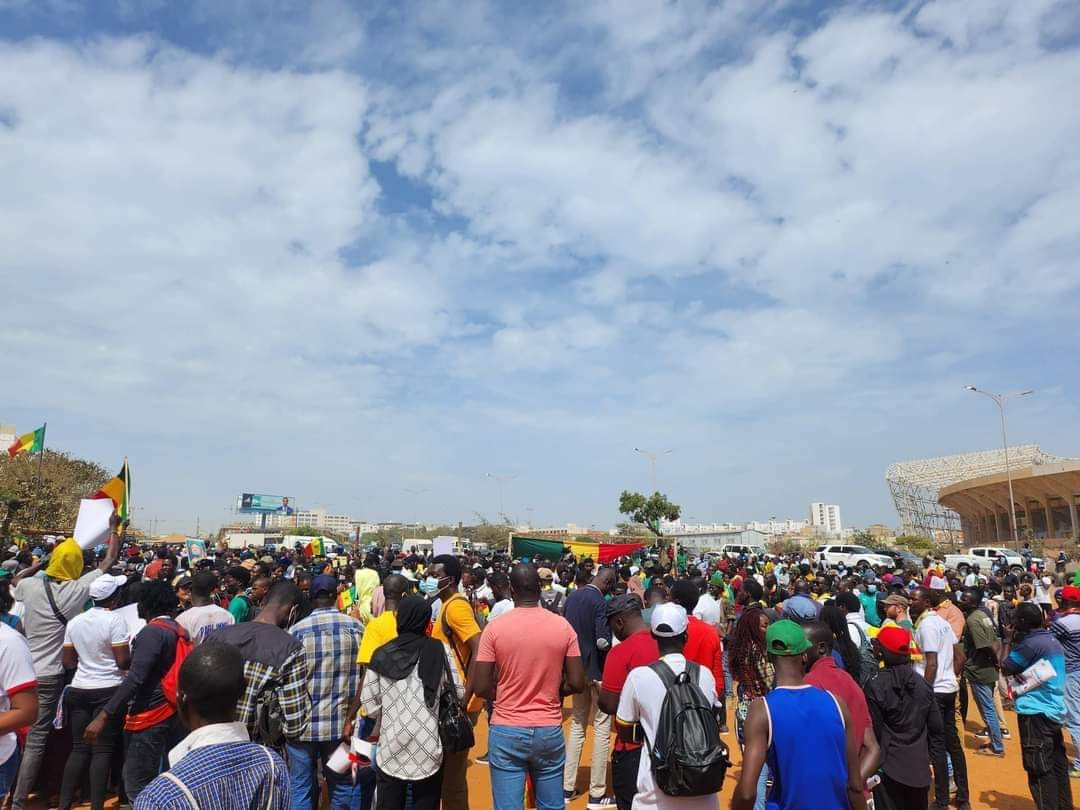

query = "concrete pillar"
[994, 510, 1003, 543]
[1069, 498, 1079, 542]
[1022, 500, 1033, 539]
[1045, 501, 1056, 540]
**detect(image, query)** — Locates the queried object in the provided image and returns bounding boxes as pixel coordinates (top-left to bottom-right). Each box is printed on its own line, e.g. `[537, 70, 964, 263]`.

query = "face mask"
[867, 585, 877, 594]
[420, 577, 440, 595]
[642, 607, 654, 624]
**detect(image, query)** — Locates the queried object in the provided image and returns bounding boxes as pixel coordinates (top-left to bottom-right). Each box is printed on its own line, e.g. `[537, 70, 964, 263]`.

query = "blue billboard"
[238, 493, 295, 514]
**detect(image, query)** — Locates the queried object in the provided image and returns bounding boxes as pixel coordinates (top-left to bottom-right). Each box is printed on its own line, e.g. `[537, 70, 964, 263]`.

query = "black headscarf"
[367, 594, 446, 707]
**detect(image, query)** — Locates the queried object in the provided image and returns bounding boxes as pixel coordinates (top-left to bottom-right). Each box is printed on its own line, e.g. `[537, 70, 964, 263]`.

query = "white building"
[809, 503, 843, 535]
[295, 508, 354, 533]
[0, 425, 15, 449]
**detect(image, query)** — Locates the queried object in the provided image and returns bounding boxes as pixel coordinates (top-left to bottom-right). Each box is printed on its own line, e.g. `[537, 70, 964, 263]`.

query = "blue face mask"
[642, 607, 654, 624]
[420, 577, 440, 595]
[867, 585, 877, 594]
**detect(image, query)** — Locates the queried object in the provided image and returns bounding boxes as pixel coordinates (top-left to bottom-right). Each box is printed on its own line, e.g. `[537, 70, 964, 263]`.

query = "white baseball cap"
[89, 574, 128, 601]
[650, 603, 688, 637]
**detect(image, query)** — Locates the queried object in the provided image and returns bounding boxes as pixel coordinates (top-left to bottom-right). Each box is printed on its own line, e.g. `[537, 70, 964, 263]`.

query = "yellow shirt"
[356, 611, 398, 665]
[432, 594, 482, 712]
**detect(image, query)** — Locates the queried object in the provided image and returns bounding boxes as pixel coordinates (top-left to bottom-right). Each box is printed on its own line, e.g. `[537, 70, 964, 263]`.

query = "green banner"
[511, 535, 565, 561]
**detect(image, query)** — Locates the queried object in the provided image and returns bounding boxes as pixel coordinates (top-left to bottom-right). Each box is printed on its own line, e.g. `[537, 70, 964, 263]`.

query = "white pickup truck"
[814, 544, 894, 569]
[944, 546, 1026, 574]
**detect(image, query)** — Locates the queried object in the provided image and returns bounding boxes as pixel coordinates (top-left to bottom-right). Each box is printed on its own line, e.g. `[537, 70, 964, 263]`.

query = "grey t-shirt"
[14, 571, 102, 676]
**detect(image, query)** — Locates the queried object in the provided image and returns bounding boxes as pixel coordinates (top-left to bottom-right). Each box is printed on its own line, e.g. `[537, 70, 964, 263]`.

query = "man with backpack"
[615, 602, 725, 810]
[208, 581, 311, 750]
[735, 619, 866, 810]
[835, 592, 878, 685]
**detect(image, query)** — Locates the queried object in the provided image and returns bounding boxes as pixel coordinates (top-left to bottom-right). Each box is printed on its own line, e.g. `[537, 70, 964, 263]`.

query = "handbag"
[437, 651, 474, 754]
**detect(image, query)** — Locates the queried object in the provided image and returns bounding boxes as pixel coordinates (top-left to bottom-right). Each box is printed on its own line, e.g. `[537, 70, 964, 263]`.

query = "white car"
[815, 544, 894, 569]
[719, 544, 767, 559]
[944, 547, 1026, 574]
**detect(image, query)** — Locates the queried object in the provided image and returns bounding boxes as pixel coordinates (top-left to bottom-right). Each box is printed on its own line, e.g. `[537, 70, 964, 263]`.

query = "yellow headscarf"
[45, 538, 85, 582]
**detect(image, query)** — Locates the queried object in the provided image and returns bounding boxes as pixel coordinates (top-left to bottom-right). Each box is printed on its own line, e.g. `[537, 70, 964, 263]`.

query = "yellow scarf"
[45, 538, 85, 582]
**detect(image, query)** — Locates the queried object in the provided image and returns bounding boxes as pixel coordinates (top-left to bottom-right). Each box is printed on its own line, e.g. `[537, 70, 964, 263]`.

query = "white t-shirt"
[487, 599, 513, 622]
[914, 612, 959, 694]
[616, 653, 719, 810]
[63, 607, 130, 689]
[177, 603, 235, 645]
[693, 594, 721, 627]
[0, 622, 37, 765]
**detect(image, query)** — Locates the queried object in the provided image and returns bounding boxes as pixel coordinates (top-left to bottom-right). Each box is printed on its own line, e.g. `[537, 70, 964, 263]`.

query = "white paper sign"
[432, 536, 455, 556]
[73, 498, 114, 549]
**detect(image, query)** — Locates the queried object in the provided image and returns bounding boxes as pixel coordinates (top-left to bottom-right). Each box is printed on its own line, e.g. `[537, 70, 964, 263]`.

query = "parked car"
[815, 544, 894, 569]
[720, 544, 767, 559]
[873, 547, 923, 570]
[944, 546, 1027, 575]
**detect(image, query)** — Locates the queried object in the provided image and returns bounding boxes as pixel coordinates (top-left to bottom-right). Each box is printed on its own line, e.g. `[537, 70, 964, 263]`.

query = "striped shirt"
[1050, 612, 1080, 673]
[133, 742, 289, 810]
[290, 608, 363, 741]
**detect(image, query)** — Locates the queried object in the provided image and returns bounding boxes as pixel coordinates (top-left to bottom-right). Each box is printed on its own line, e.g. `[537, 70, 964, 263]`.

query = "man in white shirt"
[911, 586, 969, 810]
[0, 622, 38, 796]
[486, 572, 513, 622]
[692, 579, 721, 629]
[177, 571, 235, 644]
[615, 603, 718, 810]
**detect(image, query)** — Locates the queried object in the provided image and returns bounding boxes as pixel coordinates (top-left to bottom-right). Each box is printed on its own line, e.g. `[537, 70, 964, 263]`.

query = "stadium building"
[887, 446, 1080, 545]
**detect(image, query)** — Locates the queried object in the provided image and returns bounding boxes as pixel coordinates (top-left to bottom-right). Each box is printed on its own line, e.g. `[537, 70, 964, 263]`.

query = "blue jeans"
[1063, 671, 1080, 770]
[0, 747, 20, 797]
[489, 724, 565, 810]
[287, 740, 374, 810]
[970, 681, 1004, 753]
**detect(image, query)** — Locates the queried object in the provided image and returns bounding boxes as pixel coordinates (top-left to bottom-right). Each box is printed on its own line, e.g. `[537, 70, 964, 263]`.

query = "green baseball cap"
[765, 619, 811, 656]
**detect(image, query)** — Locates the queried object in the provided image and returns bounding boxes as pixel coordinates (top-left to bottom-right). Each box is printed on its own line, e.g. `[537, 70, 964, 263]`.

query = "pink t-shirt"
[477, 606, 580, 726]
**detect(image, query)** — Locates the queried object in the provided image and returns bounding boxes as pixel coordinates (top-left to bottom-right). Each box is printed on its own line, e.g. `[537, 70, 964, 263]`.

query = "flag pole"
[35, 422, 47, 510]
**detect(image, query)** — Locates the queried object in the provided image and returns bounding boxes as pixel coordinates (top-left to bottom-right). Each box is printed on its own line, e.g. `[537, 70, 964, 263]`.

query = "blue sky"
[3, 0, 1079, 535]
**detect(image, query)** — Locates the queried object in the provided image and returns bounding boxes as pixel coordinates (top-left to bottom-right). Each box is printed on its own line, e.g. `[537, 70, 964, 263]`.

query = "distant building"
[0, 424, 15, 449]
[809, 503, 843, 535]
[670, 528, 768, 553]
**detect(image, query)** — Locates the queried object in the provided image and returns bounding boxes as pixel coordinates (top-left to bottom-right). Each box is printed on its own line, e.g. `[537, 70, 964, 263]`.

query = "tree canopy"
[0, 449, 111, 535]
[618, 490, 681, 536]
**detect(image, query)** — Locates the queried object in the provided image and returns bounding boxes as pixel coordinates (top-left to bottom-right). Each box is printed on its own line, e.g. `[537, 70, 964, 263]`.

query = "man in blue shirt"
[135, 642, 289, 809]
[1000, 602, 1073, 810]
[1050, 585, 1080, 777]
[562, 566, 616, 808]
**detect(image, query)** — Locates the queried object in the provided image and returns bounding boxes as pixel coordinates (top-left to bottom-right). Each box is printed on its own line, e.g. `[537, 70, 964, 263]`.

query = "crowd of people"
[0, 518, 1078, 810]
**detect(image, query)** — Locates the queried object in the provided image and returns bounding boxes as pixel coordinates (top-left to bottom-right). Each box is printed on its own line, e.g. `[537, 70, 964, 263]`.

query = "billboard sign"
[238, 493, 295, 514]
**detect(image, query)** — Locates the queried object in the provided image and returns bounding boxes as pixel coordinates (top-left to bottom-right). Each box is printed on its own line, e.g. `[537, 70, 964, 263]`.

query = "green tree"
[894, 534, 934, 552]
[0, 450, 110, 535]
[618, 491, 681, 537]
[850, 529, 876, 546]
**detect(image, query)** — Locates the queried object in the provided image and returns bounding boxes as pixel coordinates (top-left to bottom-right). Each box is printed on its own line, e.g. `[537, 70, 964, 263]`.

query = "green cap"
[709, 571, 725, 586]
[765, 619, 811, 656]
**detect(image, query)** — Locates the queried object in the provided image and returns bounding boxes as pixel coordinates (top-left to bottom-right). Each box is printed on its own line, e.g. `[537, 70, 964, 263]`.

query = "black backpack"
[643, 660, 731, 796]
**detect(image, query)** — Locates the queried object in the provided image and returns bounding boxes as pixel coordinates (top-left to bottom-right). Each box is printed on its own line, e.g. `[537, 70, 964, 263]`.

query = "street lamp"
[633, 447, 672, 493]
[965, 385, 1034, 548]
[485, 473, 516, 523]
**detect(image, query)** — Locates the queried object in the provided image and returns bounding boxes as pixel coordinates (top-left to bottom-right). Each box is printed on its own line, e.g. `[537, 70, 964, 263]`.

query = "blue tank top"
[763, 685, 848, 810]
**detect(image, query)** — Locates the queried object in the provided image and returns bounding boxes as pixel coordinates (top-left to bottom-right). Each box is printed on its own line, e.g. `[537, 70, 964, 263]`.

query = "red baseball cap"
[876, 625, 912, 656]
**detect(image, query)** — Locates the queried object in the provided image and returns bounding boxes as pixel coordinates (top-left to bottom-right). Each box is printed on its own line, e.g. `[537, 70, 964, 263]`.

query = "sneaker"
[975, 727, 1010, 740]
[974, 745, 1005, 758]
[564, 790, 576, 806]
[586, 797, 616, 810]
[473, 752, 489, 765]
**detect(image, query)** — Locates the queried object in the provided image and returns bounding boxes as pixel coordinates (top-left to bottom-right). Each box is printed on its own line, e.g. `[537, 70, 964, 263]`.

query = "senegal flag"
[337, 585, 356, 612]
[92, 460, 130, 520]
[7, 425, 45, 459]
[305, 538, 323, 558]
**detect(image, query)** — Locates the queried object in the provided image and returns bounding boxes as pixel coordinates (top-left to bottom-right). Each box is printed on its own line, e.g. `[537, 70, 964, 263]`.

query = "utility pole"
[633, 447, 672, 493]
[965, 386, 1034, 549]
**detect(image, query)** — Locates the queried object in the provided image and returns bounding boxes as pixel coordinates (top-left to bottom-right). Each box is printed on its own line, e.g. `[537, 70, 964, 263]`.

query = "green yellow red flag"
[92, 459, 130, 520]
[7, 425, 45, 459]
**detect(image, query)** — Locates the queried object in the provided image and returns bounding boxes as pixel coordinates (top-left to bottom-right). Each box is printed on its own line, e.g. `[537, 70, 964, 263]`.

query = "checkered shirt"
[290, 607, 363, 742]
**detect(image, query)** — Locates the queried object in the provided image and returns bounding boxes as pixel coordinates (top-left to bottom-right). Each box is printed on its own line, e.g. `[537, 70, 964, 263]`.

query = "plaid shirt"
[290, 608, 363, 741]
[134, 742, 290, 810]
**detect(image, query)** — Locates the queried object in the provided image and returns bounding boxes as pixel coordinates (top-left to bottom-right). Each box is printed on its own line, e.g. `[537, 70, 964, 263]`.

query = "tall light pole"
[633, 447, 672, 493]
[965, 385, 1034, 548]
[486, 473, 516, 523]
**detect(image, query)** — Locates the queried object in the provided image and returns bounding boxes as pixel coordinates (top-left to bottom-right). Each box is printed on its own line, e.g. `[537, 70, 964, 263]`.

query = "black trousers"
[375, 766, 443, 810]
[873, 772, 928, 810]
[611, 747, 642, 810]
[931, 691, 969, 806]
[1017, 713, 1074, 810]
[58, 686, 124, 810]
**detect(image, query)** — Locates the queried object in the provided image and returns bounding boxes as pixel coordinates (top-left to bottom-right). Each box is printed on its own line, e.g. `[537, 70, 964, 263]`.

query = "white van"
[720, 544, 767, 559]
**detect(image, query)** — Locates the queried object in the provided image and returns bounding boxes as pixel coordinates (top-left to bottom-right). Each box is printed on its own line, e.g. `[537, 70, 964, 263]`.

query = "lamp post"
[633, 447, 672, 493]
[965, 385, 1034, 548]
